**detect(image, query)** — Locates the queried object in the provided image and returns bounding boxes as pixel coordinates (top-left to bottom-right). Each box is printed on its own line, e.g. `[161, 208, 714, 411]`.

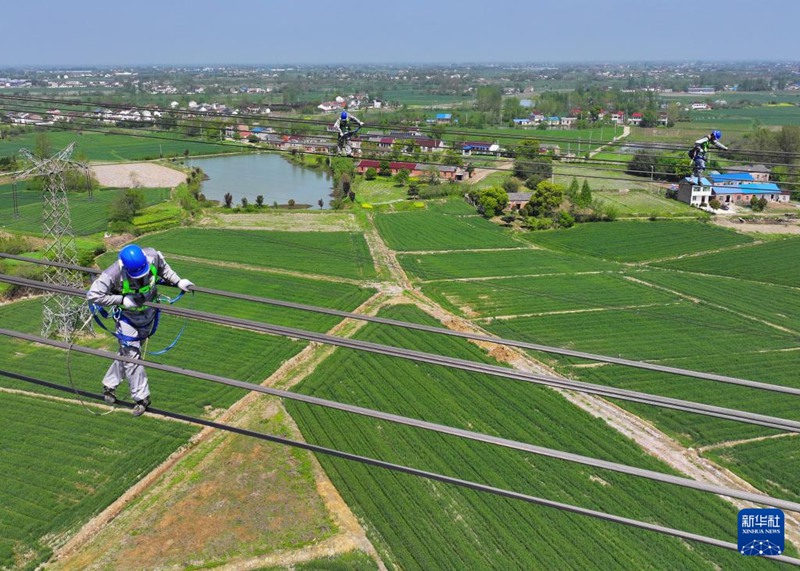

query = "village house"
[677, 176, 787, 207]
[724, 164, 771, 183]
[507, 192, 532, 210]
[356, 160, 465, 180]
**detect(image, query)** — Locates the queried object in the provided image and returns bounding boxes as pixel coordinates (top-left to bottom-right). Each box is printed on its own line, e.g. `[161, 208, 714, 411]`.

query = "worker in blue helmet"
[87, 244, 193, 416]
[689, 130, 728, 182]
[332, 109, 363, 156]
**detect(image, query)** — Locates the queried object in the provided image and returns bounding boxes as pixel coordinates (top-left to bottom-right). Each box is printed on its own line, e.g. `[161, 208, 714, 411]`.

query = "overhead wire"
[1, 326, 799, 514]
[3, 93, 800, 180]
[3, 274, 800, 436]
[4, 253, 799, 396]
[3, 105, 797, 192]
[4, 92, 800, 162]
[4, 368, 796, 564]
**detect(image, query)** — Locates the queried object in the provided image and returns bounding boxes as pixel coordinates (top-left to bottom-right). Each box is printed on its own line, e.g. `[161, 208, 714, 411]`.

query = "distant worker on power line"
[333, 110, 363, 156]
[688, 130, 728, 182]
[87, 244, 193, 416]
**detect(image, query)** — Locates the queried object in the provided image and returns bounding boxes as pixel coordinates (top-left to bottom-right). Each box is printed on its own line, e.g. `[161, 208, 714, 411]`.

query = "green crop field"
[398, 247, 617, 281]
[705, 436, 800, 504]
[522, 220, 753, 262]
[0, 183, 171, 236]
[373, 210, 520, 251]
[592, 190, 702, 217]
[655, 236, 800, 288]
[690, 105, 800, 127]
[418, 272, 680, 318]
[0, 129, 236, 161]
[0, 392, 196, 570]
[287, 304, 782, 570]
[632, 268, 800, 333]
[142, 228, 377, 281]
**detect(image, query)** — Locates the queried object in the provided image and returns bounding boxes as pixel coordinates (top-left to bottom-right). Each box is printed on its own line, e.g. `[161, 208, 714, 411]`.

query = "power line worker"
[333, 110, 363, 156]
[87, 244, 193, 416]
[689, 130, 728, 182]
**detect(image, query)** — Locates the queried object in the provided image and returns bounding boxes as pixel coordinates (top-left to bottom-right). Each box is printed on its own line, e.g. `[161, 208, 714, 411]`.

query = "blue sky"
[2, 0, 798, 66]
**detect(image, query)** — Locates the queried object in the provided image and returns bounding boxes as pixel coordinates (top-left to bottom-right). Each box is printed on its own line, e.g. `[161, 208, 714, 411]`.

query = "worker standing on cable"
[689, 130, 728, 182]
[87, 244, 193, 416]
[333, 110, 363, 156]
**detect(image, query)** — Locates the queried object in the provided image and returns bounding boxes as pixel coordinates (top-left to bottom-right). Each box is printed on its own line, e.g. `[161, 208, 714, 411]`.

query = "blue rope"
[89, 289, 189, 355]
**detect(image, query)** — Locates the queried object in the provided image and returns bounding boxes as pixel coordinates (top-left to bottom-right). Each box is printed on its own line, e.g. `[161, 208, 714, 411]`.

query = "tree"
[288, 198, 296, 208]
[240, 197, 248, 208]
[365, 167, 377, 180]
[502, 177, 521, 193]
[514, 138, 552, 186]
[256, 195, 264, 208]
[407, 182, 420, 198]
[476, 187, 509, 217]
[567, 177, 580, 201]
[578, 179, 592, 207]
[109, 189, 145, 223]
[627, 149, 658, 178]
[524, 181, 564, 218]
[224, 192, 233, 208]
[394, 168, 410, 187]
[709, 198, 721, 210]
[378, 159, 391, 177]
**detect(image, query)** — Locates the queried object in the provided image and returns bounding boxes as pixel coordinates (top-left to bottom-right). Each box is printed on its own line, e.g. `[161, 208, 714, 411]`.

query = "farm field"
[417, 272, 679, 318]
[398, 247, 616, 281]
[632, 268, 800, 333]
[373, 209, 520, 251]
[654, 236, 800, 288]
[522, 220, 753, 262]
[0, 392, 196, 570]
[705, 436, 800, 504]
[287, 304, 783, 570]
[0, 129, 236, 161]
[142, 227, 378, 281]
[591, 190, 701, 217]
[0, 184, 171, 235]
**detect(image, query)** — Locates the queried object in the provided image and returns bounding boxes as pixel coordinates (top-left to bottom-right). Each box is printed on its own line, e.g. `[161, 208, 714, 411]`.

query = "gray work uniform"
[692, 136, 728, 179]
[86, 248, 182, 402]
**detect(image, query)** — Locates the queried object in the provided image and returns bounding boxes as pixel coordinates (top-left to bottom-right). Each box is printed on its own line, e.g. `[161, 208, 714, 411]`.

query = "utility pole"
[16, 143, 90, 340]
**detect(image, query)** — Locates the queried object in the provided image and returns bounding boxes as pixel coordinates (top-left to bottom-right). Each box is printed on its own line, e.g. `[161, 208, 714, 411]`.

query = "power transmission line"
[1, 327, 798, 514]
[4, 367, 797, 564]
[3, 253, 799, 397]
[2, 274, 800, 437]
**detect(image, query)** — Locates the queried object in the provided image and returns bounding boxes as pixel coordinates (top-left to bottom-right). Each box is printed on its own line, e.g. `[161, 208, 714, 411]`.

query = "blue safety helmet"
[341, 111, 348, 120]
[711, 130, 722, 140]
[119, 244, 150, 279]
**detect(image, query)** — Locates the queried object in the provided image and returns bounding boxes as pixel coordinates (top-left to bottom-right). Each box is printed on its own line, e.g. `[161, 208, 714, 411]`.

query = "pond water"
[191, 153, 333, 210]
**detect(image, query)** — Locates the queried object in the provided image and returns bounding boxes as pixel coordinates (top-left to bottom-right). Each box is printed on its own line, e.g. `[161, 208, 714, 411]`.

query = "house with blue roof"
[677, 175, 789, 208]
[435, 113, 452, 124]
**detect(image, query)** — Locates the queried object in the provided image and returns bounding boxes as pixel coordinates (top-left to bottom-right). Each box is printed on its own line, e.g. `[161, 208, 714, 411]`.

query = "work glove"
[122, 294, 143, 309]
[177, 278, 194, 292]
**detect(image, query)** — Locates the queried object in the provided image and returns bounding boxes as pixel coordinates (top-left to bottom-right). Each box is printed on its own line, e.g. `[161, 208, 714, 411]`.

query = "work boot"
[132, 396, 151, 417]
[103, 386, 117, 404]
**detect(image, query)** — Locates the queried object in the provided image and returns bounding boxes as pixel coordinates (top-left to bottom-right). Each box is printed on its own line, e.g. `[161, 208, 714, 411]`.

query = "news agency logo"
[738, 508, 784, 556]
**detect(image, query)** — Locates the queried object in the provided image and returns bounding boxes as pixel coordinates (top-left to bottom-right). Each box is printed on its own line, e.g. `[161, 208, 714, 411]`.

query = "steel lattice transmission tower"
[16, 143, 90, 340]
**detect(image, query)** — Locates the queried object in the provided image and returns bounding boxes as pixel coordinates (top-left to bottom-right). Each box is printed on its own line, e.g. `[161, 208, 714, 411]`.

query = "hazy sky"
[2, 0, 798, 66]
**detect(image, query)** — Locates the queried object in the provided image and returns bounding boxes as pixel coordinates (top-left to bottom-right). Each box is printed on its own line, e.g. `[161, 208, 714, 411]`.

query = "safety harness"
[89, 264, 188, 356]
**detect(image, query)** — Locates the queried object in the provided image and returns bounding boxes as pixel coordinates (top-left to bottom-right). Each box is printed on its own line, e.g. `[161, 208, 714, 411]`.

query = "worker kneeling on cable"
[87, 244, 193, 416]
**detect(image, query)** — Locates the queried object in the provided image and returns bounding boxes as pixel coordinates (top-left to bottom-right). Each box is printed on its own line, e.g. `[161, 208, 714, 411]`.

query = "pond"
[190, 153, 333, 210]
